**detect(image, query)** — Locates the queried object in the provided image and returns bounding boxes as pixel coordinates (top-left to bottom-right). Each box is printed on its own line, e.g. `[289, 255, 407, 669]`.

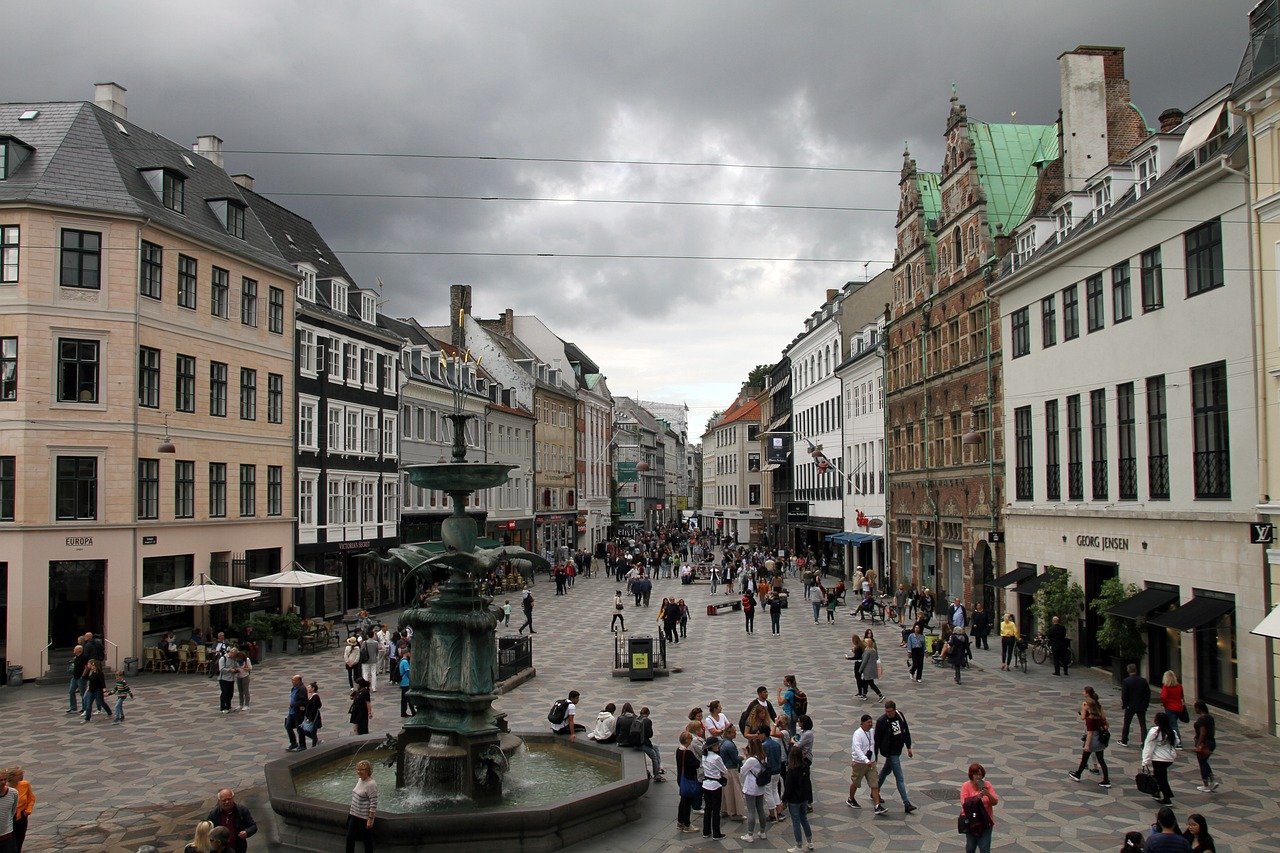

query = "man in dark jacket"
[738, 685, 777, 733]
[1047, 615, 1070, 676]
[873, 700, 917, 813]
[970, 603, 992, 650]
[207, 788, 257, 853]
[635, 706, 664, 779]
[1120, 663, 1151, 746]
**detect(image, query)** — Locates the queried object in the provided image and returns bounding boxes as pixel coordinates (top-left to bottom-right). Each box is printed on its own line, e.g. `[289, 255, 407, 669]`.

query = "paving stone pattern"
[3, 559, 1278, 852]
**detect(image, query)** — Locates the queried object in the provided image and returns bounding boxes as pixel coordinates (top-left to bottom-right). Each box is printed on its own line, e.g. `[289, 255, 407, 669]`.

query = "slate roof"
[0, 100, 292, 276]
[240, 186, 356, 282]
[969, 121, 1059, 239]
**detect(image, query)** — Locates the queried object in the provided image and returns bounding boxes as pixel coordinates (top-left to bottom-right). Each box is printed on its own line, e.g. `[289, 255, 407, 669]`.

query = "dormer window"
[140, 168, 186, 213]
[207, 198, 247, 239]
[296, 265, 316, 302]
[1016, 224, 1037, 262]
[360, 291, 376, 324]
[1054, 203, 1073, 240]
[1091, 179, 1112, 220]
[1135, 150, 1158, 197]
[330, 279, 348, 313]
[0, 136, 34, 180]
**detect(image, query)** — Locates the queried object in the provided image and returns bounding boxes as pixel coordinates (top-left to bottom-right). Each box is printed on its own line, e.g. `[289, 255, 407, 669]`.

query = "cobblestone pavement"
[3, 564, 1279, 852]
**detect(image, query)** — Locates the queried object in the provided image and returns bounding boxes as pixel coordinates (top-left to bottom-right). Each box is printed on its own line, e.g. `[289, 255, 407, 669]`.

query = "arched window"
[953, 228, 963, 268]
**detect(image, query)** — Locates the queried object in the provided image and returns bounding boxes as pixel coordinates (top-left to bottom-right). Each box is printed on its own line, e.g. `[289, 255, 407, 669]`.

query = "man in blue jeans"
[873, 699, 918, 813]
[67, 643, 89, 713]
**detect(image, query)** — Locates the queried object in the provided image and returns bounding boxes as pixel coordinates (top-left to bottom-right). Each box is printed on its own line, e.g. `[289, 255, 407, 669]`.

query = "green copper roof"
[969, 121, 1058, 239]
[584, 373, 602, 390]
[918, 171, 942, 222]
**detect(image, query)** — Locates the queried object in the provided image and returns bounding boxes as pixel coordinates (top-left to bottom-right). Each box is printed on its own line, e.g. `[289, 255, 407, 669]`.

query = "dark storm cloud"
[2, 0, 1255, 429]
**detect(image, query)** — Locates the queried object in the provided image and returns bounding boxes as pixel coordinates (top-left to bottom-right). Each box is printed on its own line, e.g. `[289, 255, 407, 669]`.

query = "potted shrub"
[276, 612, 304, 654]
[246, 613, 276, 658]
[1031, 566, 1085, 658]
[1091, 577, 1147, 683]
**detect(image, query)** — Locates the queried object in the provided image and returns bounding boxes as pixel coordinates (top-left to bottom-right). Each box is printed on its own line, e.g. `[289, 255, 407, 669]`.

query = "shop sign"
[786, 501, 810, 523]
[1075, 534, 1129, 551]
[142, 536, 157, 545]
[337, 540, 371, 551]
[1249, 523, 1275, 544]
[66, 536, 93, 547]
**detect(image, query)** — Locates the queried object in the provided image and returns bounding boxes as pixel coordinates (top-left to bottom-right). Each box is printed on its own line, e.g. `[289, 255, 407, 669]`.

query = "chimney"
[231, 174, 254, 190]
[826, 288, 838, 304]
[93, 82, 127, 119]
[194, 135, 224, 169]
[449, 284, 472, 352]
[502, 308, 514, 339]
[1158, 108, 1185, 133]
[1057, 48, 1114, 193]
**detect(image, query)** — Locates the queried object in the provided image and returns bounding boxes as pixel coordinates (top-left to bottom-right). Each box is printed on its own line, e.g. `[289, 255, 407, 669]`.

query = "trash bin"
[6, 665, 22, 686]
[627, 636, 654, 681]
[124, 657, 140, 678]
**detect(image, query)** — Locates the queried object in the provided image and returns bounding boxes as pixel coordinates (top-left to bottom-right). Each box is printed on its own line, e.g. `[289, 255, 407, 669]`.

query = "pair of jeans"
[237, 677, 251, 708]
[113, 696, 126, 721]
[744, 611, 754, 632]
[702, 787, 723, 836]
[83, 689, 109, 721]
[610, 612, 625, 632]
[677, 790, 695, 827]
[638, 743, 661, 776]
[811, 602, 822, 622]
[743, 793, 767, 834]
[1164, 712, 1182, 746]
[344, 814, 373, 853]
[787, 801, 812, 846]
[68, 676, 83, 711]
[1195, 750, 1214, 783]
[910, 648, 925, 681]
[401, 685, 416, 716]
[876, 754, 912, 806]
[1001, 636, 1015, 667]
[286, 713, 304, 748]
[966, 827, 993, 853]
[770, 613, 781, 634]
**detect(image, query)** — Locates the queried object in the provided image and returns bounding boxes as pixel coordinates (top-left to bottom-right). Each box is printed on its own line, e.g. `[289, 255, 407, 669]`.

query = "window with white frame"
[361, 347, 375, 386]
[363, 412, 378, 455]
[1091, 178, 1112, 220]
[361, 291, 377, 324]
[383, 479, 397, 522]
[381, 354, 394, 392]
[327, 337, 342, 381]
[298, 328, 317, 374]
[330, 279, 348, 312]
[345, 410, 359, 452]
[401, 405, 412, 438]
[298, 476, 315, 526]
[382, 414, 396, 458]
[327, 477, 343, 526]
[1054, 203, 1073, 240]
[344, 344, 358, 384]
[362, 480, 375, 524]
[297, 266, 316, 302]
[345, 479, 359, 526]
[328, 405, 342, 451]
[299, 399, 317, 450]
[1135, 150, 1158, 197]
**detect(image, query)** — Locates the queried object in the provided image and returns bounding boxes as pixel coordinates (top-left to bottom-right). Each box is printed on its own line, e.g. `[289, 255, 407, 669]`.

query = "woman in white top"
[587, 703, 618, 743]
[700, 737, 728, 839]
[1141, 711, 1179, 806]
[739, 738, 769, 842]
[703, 700, 730, 737]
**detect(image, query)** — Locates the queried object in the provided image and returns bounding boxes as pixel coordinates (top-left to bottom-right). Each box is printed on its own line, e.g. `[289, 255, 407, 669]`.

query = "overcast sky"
[5, 0, 1254, 436]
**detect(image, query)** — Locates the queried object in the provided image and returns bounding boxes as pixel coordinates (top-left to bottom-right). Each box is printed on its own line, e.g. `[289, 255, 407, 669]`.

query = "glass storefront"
[919, 544, 937, 595]
[899, 542, 913, 587]
[944, 547, 963, 603]
[1196, 603, 1238, 713]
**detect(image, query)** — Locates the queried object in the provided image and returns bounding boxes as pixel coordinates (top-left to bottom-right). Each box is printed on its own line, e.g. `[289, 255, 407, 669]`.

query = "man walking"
[970, 602, 991, 651]
[847, 713, 887, 814]
[873, 700, 917, 814]
[517, 589, 535, 634]
[68, 643, 89, 714]
[1047, 615, 1070, 676]
[285, 675, 308, 752]
[359, 633, 380, 692]
[1119, 663, 1150, 747]
[806, 581, 823, 624]
[950, 598, 967, 631]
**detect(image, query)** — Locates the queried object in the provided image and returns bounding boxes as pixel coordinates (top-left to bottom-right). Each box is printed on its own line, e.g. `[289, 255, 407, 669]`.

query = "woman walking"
[700, 737, 727, 839]
[1160, 671, 1187, 747]
[343, 637, 361, 687]
[860, 639, 885, 700]
[908, 624, 926, 683]
[1141, 711, 1179, 805]
[675, 731, 699, 833]
[739, 738, 769, 842]
[303, 681, 323, 748]
[999, 614, 1018, 671]
[349, 677, 372, 736]
[7, 766, 34, 853]
[1067, 695, 1111, 788]
[81, 659, 109, 722]
[678, 599, 689, 639]
[742, 590, 756, 634]
[611, 591, 626, 633]
[959, 762, 999, 853]
[850, 636, 866, 698]
[783, 744, 814, 852]
[1192, 701, 1219, 792]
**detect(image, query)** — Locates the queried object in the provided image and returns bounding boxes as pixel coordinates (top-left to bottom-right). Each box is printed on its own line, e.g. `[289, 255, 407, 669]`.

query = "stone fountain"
[264, 375, 650, 852]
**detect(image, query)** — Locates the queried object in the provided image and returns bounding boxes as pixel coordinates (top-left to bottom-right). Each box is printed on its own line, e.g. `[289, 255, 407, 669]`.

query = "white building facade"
[836, 319, 888, 579]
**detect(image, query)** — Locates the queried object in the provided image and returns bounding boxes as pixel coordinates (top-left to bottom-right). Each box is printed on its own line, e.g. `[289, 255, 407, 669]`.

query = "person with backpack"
[778, 675, 804, 735]
[958, 762, 999, 853]
[949, 627, 971, 685]
[614, 702, 638, 749]
[634, 706, 664, 780]
[359, 634, 380, 693]
[742, 590, 756, 634]
[548, 690, 584, 741]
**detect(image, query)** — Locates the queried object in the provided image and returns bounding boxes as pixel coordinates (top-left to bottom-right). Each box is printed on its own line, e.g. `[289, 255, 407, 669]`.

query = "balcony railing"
[1045, 463, 1061, 501]
[1193, 449, 1231, 499]
[1068, 462, 1083, 501]
[1015, 466, 1034, 501]
[1091, 460, 1108, 500]
[1118, 458, 1137, 500]
[1148, 454, 1170, 499]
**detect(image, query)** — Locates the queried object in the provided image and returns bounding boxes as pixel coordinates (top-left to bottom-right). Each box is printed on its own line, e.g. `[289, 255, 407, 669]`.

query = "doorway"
[971, 541, 995, 615]
[49, 560, 106, 649]
[1083, 560, 1119, 667]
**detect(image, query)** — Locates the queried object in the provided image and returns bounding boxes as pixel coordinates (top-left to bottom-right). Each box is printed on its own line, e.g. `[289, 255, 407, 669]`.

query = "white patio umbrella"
[137, 573, 261, 607]
[248, 564, 342, 589]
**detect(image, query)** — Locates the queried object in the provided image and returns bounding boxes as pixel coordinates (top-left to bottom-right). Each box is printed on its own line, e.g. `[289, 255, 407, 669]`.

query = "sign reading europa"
[1076, 534, 1129, 551]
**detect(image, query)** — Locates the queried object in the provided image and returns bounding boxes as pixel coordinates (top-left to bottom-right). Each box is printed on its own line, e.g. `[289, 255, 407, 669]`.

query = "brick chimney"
[449, 284, 472, 351]
[93, 82, 127, 119]
[501, 308, 514, 339]
[826, 288, 838, 304]
[231, 174, 254, 190]
[194, 135, 224, 169]
[1159, 108, 1185, 133]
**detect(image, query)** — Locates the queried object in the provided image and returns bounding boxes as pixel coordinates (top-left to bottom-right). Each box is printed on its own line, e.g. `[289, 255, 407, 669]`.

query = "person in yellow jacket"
[999, 614, 1020, 671]
[7, 765, 35, 852]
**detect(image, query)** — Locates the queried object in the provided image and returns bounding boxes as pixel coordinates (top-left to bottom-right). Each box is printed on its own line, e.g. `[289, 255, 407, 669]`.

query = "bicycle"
[1013, 637, 1029, 673]
[1029, 634, 1075, 667]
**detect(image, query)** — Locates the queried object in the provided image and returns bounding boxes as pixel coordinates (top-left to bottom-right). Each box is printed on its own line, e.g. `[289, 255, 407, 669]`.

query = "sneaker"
[845, 798, 860, 809]
[873, 804, 888, 815]
[1119, 741, 1130, 747]
[808, 844, 814, 851]
[712, 835, 727, 840]
[1098, 781, 1112, 789]
[756, 832, 768, 840]
[286, 745, 299, 752]
[788, 847, 805, 853]
[1196, 785, 1211, 793]
[1210, 779, 1221, 791]
[740, 834, 756, 842]
[1068, 771, 1082, 782]
[903, 804, 917, 814]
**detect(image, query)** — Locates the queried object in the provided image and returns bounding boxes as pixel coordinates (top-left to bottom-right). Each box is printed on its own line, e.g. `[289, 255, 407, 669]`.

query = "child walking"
[503, 600, 512, 627]
[109, 677, 134, 724]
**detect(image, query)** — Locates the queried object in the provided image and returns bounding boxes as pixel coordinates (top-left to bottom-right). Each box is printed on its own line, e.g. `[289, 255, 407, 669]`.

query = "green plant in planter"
[275, 612, 304, 640]
[1091, 577, 1147, 661]
[1031, 566, 1085, 636]
[247, 613, 276, 640]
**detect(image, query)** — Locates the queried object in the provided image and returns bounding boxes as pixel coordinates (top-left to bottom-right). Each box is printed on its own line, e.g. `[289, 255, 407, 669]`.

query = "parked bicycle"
[1013, 637, 1029, 673]
[1029, 633, 1075, 667]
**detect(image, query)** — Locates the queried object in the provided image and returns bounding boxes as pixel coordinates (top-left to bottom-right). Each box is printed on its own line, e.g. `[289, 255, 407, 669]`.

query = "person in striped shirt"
[346, 760, 378, 853]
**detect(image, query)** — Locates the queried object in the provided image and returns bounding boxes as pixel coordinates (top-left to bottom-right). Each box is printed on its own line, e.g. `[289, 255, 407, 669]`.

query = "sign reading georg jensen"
[1075, 534, 1129, 552]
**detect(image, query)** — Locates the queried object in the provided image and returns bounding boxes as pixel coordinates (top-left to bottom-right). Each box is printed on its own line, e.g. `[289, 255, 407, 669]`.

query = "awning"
[1175, 102, 1225, 160]
[1147, 596, 1235, 632]
[1251, 604, 1280, 640]
[1014, 569, 1057, 597]
[826, 532, 855, 544]
[826, 531, 882, 545]
[991, 566, 1035, 589]
[1106, 587, 1179, 621]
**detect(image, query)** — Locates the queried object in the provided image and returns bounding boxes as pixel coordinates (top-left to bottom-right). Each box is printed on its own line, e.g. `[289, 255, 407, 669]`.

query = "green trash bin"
[627, 636, 654, 681]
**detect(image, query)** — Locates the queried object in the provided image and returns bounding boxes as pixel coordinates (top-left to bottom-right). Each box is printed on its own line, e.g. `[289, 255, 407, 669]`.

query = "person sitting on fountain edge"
[550, 690, 586, 741]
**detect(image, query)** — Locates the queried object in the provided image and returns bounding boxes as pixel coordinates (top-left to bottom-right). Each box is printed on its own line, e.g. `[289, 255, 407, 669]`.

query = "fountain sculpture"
[264, 358, 649, 852]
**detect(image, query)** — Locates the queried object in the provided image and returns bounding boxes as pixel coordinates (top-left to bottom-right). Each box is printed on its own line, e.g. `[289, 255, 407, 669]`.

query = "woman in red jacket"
[1160, 670, 1186, 748]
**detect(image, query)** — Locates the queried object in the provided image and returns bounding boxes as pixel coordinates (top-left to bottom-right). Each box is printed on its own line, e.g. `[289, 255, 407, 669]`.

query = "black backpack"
[359, 643, 371, 664]
[547, 698, 571, 725]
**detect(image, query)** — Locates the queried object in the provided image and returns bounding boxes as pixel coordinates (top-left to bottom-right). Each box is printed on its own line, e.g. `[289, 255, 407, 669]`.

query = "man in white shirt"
[848, 713, 887, 814]
[550, 690, 586, 741]
[950, 598, 967, 630]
